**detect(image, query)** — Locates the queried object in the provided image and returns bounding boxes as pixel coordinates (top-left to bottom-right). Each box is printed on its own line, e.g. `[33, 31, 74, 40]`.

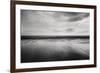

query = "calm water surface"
[21, 38, 89, 63]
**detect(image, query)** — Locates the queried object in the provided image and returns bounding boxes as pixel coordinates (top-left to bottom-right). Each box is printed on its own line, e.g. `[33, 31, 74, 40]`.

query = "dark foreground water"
[21, 38, 89, 63]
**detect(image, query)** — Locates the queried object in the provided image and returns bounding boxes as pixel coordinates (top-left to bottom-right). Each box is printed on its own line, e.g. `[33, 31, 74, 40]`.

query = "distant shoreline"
[21, 36, 89, 40]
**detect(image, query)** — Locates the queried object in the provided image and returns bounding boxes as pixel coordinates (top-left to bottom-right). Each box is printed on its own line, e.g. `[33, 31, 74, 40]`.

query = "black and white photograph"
[21, 10, 90, 63]
[11, 1, 96, 72]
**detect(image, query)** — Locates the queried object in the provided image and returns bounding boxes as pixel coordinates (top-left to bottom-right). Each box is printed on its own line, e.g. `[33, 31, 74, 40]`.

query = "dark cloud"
[53, 12, 89, 22]
[66, 28, 75, 32]
[68, 13, 89, 22]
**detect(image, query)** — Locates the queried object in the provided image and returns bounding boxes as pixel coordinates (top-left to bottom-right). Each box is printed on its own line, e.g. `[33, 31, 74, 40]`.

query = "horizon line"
[21, 35, 89, 39]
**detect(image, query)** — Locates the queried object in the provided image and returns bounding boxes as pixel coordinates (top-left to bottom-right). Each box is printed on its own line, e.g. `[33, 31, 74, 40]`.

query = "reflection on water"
[21, 38, 89, 63]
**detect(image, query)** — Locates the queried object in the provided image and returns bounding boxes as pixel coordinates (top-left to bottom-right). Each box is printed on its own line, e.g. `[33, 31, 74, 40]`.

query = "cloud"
[66, 28, 75, 32]
[68, 13, 89, 22]
[21, 10, 90, 36]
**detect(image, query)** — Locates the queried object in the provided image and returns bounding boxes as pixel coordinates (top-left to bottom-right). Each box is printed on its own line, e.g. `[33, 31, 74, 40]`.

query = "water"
[21, 38, 89, 63]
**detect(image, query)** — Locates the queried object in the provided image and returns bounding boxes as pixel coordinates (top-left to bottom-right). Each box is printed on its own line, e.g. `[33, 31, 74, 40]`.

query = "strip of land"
[21, 35, 89, 39]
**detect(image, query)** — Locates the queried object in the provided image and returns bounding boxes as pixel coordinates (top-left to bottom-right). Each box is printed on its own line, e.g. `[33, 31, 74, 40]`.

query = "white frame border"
[15, 4, 94, 69]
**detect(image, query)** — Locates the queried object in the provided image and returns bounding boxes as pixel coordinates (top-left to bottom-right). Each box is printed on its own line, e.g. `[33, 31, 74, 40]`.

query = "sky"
[21, 10, 90, 36]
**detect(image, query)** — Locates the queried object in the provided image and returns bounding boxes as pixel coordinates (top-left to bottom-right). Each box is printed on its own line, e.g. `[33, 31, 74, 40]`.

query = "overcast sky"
[21, 10, 90, 36]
